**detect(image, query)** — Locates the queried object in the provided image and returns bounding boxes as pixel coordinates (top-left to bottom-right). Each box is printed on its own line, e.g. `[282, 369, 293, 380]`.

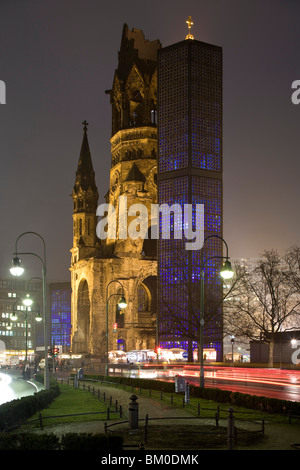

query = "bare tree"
[285, 245, 300, 292]
[223, 249, 300, 367]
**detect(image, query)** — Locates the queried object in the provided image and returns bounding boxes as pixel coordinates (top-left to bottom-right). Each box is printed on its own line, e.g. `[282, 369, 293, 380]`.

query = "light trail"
[0, 372, 14, 405]
[134, 364, 300, 400]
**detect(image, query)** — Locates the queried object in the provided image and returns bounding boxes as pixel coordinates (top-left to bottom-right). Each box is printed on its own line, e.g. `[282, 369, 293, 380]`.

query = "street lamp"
[9, 232, 49, 389]
[220, 260, 234, 280]
[23, 293, 33, 307]
[231, 335, 235, 366]
[106, 280, 127, 377]
[10, 257, 24, 276]
[199, 235, 234, 388]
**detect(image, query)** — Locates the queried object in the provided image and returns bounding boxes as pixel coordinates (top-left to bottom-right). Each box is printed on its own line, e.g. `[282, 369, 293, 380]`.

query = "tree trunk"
[268, 339, 274, 368]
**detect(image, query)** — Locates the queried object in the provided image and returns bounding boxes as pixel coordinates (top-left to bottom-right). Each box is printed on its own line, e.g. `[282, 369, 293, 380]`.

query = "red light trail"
[137, 364, 300, 401]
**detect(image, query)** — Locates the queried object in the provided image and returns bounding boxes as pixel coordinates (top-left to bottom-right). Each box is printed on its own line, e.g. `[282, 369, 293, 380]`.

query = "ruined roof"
[117, 23, 161, 81]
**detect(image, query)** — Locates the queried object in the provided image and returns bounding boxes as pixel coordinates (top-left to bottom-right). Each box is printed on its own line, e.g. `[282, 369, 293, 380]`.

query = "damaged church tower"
[70, 25, 160, 358]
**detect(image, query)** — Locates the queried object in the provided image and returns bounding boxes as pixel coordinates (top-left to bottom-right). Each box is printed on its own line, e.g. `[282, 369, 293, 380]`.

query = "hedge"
[61, 433, 123, 451]
[0, 432, 123, 451]
[0, 380, 60, 431]
[85, 374, 175, 393]
[83, 373, 300, 416]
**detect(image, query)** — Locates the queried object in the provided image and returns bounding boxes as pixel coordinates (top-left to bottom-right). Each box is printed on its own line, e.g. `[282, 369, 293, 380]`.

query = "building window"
[138, 284, 149, 312]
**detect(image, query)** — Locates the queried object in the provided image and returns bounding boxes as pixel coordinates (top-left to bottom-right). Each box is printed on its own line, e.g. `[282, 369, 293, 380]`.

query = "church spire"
[74, 121, 98, 194]
[73, 121, 99, 217]
[72, 121, 99, 255]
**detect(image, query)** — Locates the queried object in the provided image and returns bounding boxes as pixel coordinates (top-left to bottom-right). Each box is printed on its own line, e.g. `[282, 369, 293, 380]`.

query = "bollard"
[227, 407, 235, 450]
[39, 413, 43, 430]
[185, 381, 190, 404]
[129, 394, 139, 430]
[144, 414, 149, 444]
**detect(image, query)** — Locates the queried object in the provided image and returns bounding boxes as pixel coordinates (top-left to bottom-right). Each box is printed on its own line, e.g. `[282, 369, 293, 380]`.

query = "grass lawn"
[21, 383, 119, 430]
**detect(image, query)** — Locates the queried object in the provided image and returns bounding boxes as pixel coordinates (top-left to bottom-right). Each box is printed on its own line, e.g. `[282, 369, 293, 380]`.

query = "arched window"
[151, 108, 157, 124]
[117, 338, 126, 351]
[116, 288, 125, 328]
[130, 88, 143, 126]
[138, 284, 149, 312]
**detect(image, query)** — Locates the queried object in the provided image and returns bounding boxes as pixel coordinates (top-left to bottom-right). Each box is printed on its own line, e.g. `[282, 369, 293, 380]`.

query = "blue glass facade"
[50, 283, 71, 352]
[158, 39, 223, 361]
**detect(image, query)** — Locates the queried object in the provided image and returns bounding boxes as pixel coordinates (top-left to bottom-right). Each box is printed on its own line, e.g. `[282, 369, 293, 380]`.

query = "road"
[0, 370, 43, 405]
[124, 364, 300, 401]
[3, 363, 297, 404]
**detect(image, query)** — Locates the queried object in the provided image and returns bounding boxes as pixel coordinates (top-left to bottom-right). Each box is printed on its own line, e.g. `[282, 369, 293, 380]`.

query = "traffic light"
[48, 348, 52, 356]
[53, 347, 59, 357]
[113, 323, 117, 333]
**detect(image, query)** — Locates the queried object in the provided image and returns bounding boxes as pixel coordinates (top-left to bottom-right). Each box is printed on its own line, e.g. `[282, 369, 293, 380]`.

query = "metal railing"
[25, 406, 122, 430]
[57, 376, 266, 450]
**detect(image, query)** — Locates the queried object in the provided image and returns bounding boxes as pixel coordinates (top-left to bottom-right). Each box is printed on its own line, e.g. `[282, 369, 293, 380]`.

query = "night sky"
[0, 0, 299, 282]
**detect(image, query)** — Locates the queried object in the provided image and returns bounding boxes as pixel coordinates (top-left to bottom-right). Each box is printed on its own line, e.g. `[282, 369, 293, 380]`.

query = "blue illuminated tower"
[157, 26, 223, 361]
[50, 282, 71, 353]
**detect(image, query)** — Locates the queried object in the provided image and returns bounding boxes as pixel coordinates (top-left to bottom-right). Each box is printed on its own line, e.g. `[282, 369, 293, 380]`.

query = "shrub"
[0, 433, 60, 450]
[0, 432, 123, 451]
[0, 382, 60, 431]
[61, 433, 123, 451]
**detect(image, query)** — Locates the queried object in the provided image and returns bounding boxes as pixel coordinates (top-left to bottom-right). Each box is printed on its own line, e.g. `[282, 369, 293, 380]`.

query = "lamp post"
[199, 235, 234, 388]
[105, 280, 127, 377]
[10, 232, 49, 389]
[231, 335, 235, 366]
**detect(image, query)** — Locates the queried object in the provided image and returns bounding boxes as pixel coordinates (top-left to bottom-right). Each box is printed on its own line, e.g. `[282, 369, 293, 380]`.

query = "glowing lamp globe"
[23, 294, 33, 307]
[118, 296, 127, 309]
[10, 257, 24, 276]
[220, 260, 234, 280]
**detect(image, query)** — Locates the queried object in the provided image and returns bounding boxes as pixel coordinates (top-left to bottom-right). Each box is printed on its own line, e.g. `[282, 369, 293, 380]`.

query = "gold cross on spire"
[185, 16, 194, 40]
